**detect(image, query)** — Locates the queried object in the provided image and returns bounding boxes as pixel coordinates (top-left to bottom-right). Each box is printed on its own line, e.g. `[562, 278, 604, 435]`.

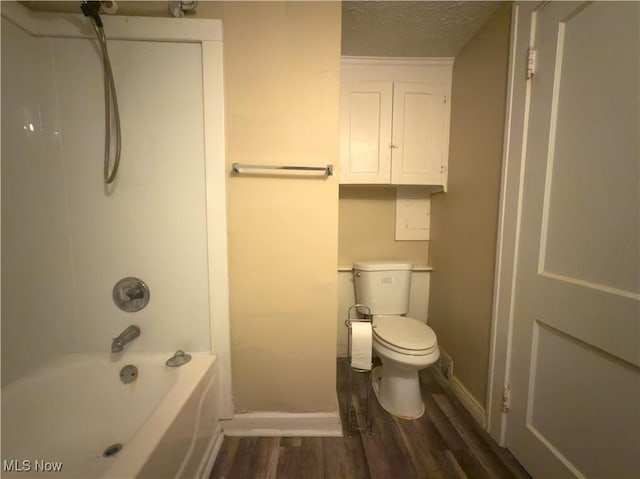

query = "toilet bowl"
[352, 261, 439, 420]
[371, 316, 439, 419]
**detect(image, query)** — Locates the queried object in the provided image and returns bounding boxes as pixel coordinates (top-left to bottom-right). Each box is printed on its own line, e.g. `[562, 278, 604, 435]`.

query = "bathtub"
[1, 353, 221, 479]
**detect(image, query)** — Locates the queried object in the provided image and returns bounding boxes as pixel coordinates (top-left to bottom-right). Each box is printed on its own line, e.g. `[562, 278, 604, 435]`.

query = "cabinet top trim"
[341, 56, 455, 67]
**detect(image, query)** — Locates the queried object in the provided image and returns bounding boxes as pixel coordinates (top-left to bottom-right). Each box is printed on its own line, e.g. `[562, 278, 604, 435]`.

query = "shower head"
[81, 0, 103, 28]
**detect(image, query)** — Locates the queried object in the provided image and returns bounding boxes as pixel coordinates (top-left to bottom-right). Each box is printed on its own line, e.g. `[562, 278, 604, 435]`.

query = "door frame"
[486, 2, 540, 447]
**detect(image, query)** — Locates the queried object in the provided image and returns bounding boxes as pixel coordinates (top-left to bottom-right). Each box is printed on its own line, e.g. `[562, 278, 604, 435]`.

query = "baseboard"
[198, 423, 224, 479]
[222, 412, 343, 437]
[432, 368, 487, 428]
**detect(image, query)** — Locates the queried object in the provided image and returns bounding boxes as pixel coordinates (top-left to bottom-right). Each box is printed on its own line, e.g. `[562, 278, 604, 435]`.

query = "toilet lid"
[373, 316, 437, 352]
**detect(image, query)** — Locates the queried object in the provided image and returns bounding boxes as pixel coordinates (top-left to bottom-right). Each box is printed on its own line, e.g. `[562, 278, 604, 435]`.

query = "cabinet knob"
[389, 143, 399, 149]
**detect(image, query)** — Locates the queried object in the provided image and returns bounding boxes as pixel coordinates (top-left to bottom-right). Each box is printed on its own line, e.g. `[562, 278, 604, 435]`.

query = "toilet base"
[371, 365, 425, 420]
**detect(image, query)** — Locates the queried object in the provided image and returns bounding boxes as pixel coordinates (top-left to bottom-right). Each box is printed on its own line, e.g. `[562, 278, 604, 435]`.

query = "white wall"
[2, 17, 215, 384]
[50, 37, 211, 354]
[337, 269, 431, 356]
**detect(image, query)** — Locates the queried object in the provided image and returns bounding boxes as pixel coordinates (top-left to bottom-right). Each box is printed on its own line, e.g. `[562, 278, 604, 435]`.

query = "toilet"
[353, 261, 439, 419]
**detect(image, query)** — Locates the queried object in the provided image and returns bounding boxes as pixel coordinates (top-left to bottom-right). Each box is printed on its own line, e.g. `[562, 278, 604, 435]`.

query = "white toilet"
[353, 261, 439, 419]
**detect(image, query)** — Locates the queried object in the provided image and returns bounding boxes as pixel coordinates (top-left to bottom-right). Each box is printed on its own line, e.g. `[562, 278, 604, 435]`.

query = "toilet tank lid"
[353, 261, 413, 271]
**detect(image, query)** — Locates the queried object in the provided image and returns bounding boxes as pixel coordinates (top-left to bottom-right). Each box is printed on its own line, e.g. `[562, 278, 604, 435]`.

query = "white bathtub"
[1, 353, 221, 479]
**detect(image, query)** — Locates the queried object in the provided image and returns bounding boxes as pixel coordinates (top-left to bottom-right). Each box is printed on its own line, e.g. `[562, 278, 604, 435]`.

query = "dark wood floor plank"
[431, 388, 531, 479]
[423, 393, 492, 479]
[210, 365, 531, 479]
[433, 393, 518, 479]
[359, 394, 419, 479]
[484, 443, 532, 479]
[209, 436, 240, 479]
[422, 369, 530, 479]
[226, 437, 280, 479]
[444, 450, 470, 479]
[392, 414, 448, 479]
[276, 437, 324, 479]
[336, 359, 352, 437]
[322, 436, 370, 479]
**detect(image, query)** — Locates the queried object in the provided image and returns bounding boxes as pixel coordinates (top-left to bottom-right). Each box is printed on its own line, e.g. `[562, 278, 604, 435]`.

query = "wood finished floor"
[210, 359, 531, 479]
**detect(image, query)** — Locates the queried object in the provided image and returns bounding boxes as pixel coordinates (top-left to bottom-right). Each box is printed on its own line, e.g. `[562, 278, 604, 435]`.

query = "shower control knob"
[113, 277, 150, 312]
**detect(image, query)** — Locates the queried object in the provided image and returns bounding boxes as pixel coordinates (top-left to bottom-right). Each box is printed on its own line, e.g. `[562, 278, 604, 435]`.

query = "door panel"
[539, 1, 640, 295]
[507, 2, 640, 478]
[527, 321, 639, 478]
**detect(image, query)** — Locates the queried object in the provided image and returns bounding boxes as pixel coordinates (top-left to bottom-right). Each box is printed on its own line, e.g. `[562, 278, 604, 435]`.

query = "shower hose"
[89, 20, 121, 185]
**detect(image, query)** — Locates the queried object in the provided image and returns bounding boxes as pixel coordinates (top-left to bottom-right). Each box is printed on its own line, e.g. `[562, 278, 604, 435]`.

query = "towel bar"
[231, 163, 333, 176]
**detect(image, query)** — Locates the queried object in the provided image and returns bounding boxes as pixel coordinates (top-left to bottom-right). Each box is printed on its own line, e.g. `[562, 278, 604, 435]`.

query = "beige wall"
[212, 2, 341, 413]
[339, 186, 429, 267]
[428, 4, 511, 406]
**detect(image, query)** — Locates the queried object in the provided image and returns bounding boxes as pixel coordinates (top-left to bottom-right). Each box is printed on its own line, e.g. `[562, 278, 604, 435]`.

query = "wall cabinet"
[339, 58, 453, 188]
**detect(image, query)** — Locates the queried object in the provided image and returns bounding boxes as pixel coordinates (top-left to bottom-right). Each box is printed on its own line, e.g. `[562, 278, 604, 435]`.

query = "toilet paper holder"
[345, 304, 373, 438]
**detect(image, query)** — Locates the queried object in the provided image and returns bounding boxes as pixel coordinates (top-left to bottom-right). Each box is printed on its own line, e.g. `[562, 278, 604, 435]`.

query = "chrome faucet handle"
[113, 278, 150, 312]
[124, 286, 144, 300]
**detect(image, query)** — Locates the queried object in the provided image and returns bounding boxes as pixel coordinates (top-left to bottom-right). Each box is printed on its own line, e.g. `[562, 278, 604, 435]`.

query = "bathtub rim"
[1, 352, 218, 479]
[104, 352, 217, 479]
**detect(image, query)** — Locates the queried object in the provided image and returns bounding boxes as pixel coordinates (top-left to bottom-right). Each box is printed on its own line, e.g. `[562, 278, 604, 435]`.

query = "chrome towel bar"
[231, 162, 333, 176]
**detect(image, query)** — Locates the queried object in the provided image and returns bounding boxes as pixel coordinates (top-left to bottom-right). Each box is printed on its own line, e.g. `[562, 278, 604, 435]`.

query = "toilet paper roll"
[350, 321, 372, 371]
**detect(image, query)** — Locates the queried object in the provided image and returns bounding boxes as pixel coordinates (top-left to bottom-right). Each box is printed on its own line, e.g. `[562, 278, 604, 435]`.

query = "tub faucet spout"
[111, 325, 141, 353]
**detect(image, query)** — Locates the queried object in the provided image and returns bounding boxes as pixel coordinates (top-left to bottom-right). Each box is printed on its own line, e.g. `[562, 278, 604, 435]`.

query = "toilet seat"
[373, 316, 438, 356]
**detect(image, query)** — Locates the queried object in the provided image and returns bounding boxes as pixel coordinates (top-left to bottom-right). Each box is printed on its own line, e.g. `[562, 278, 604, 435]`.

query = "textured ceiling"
[342, 1, 503, 57]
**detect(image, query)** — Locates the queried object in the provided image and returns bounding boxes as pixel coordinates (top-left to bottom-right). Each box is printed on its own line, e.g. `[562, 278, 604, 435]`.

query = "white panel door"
[507, 2, 640, 478]
[391, 82, 447, 185]
[339, 81, 392, 184]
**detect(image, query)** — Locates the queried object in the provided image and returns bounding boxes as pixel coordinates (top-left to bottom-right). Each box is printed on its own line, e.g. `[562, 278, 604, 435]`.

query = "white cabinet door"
[391, 82, 447, 185]
[339, 81, 392, 184]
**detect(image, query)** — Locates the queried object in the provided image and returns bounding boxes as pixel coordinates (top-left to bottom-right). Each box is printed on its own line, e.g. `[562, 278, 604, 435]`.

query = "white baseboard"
[222, 412, 343, 437]
[198, 423, 224, 479]
[432, 368, 487, 428]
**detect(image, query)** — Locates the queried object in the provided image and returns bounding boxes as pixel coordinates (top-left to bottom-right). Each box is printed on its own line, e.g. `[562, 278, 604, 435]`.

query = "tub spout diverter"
[111, 325, 141, 353]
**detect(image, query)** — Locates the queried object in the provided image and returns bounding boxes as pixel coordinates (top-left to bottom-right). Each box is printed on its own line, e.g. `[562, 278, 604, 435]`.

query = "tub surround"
[1, 1, 228, 385]
[1, 14, 76, 385]
[2, 3, 229, 476]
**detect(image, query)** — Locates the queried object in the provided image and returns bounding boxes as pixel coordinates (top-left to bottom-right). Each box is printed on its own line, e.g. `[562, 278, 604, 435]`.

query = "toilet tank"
[353, 261, 413, 315]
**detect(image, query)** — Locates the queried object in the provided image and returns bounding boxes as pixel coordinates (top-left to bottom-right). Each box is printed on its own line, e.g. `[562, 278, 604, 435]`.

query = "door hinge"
[502, 385, 511, 413]
[443, 95, 447, 104]
[526, 48, 536, 80]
